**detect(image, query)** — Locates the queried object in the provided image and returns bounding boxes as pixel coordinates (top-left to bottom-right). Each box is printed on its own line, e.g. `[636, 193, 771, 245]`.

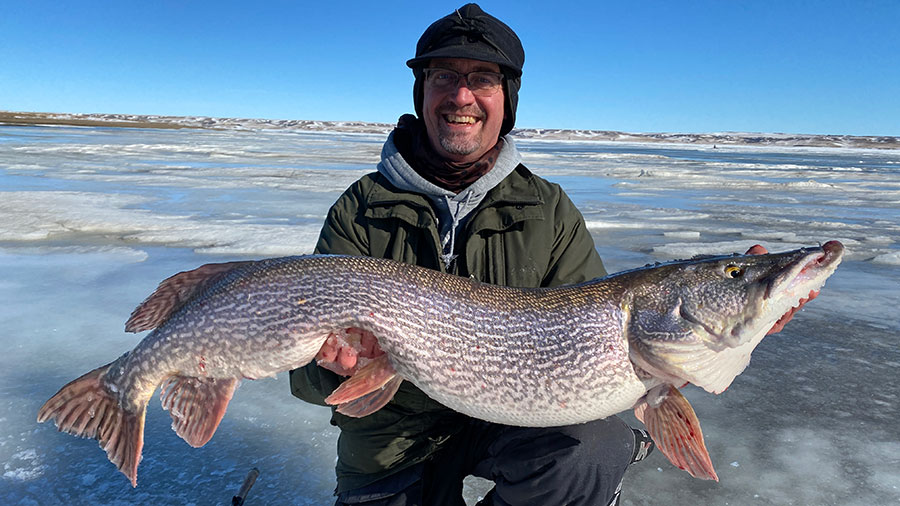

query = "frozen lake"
[1, 124, 899, 504]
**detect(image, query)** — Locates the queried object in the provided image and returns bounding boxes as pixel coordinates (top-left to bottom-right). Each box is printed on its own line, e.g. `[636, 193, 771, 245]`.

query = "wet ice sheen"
[1, 124, 898, 505]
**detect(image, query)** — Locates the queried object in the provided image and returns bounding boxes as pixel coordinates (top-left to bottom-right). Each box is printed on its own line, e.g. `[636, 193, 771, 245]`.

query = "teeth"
[445, 114, 477, 124]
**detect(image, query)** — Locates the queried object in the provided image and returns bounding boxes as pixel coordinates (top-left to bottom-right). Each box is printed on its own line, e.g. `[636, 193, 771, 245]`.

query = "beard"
[437, 128, 483, 156]
[434, 105, 486, 156]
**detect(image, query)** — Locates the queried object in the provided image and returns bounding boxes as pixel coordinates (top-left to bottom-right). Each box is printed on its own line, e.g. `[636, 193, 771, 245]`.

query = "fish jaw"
[715, 241, 844, 363]
[762, 240, 843, 321]
[627, 241, 843, 394]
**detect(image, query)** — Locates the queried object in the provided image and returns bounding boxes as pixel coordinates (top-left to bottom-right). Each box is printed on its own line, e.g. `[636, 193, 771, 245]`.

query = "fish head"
[623, 240, 843, 394]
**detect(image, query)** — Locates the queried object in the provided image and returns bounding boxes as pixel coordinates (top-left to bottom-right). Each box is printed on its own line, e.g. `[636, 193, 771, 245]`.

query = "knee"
[491, 416, 635, 474]
[487, 417, 636, 505]
[560, 415, 635, 471]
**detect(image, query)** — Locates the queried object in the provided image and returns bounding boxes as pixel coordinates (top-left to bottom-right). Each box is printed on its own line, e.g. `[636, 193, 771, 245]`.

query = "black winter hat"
[407, 3, 525, 137]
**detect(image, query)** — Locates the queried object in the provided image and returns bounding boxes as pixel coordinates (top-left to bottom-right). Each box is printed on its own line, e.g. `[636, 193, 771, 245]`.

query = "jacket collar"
[367, 130, 545, 233]
[365, 164, 545, 233]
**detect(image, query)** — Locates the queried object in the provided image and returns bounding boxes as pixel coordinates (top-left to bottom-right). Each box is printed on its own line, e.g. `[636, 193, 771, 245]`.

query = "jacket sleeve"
[289, 182, 371, 406]
[541, 186, 607, 287]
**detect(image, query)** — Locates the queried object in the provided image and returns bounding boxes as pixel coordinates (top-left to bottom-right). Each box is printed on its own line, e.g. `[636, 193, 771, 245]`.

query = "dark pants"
[335, 415, 635, 506]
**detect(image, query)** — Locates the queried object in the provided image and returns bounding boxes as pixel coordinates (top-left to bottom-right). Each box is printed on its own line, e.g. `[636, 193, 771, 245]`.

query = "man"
[290, 5, 650, 505]
[290, 3, 815, 505]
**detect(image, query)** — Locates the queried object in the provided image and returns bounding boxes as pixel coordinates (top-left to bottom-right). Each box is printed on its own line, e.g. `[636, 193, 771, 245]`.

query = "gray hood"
[377, 133, 523, 268]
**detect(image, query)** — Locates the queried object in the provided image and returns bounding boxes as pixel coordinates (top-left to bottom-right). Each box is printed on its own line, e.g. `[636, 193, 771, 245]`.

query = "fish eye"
[724, 265, 744, 278]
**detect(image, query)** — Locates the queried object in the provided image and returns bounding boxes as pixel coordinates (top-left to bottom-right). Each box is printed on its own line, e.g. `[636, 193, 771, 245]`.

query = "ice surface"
[2, 125, 899, 504]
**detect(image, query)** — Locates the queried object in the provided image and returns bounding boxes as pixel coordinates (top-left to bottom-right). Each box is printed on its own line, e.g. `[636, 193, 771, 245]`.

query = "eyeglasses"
[422, 68, 504, 96]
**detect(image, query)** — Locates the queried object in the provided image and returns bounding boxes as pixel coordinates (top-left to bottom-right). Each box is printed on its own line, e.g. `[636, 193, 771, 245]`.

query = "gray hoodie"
[377, 132, 523, 269]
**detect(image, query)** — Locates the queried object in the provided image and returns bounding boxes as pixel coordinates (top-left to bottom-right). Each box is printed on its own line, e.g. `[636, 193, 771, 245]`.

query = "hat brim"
[406, 45, 522, 77]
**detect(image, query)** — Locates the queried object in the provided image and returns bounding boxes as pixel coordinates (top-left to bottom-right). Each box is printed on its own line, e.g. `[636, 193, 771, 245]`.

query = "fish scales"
[116, 255, 642, 424]
[38, 242, 844, 486]
[345, 256, 637, 423]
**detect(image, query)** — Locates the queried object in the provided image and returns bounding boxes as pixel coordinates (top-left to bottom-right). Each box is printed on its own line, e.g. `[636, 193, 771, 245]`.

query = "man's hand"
[316, 328, 384, 376]
[745, 244, 818, 334]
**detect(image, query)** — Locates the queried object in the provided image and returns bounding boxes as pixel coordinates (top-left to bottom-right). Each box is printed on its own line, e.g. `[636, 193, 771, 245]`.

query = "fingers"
[745, 244, 768, 255]
[338, 346, 359, 370]
[316, 334, 339, 362]
[766, 289, 819, 335]
[316, 333, 358, 376]
[766, 307, 796, 335]
[316, 329, 385, 376]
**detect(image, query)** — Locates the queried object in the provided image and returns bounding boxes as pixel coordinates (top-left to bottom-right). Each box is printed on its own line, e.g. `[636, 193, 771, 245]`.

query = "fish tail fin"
[37, 361, 146, 487]
[635, 384, 719, 481]
[160, 375, 239, 447]
[324, 355, 403, 417]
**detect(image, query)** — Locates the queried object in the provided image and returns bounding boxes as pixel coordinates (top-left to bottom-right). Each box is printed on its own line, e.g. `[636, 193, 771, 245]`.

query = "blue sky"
[2, 1, 898, 135]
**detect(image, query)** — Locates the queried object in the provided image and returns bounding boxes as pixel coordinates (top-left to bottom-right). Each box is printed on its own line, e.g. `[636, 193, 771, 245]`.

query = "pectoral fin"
[324, 355, 402, 417]
[634, 384, 718, 481]
[334, 376, 404, 417]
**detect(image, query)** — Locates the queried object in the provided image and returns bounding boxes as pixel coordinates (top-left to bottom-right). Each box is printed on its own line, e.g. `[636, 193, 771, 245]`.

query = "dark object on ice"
[231, 467, 260, 506]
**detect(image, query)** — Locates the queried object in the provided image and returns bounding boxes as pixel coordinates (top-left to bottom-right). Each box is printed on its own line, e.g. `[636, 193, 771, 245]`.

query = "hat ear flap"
[501, 75, 519, 136]
[412, 68, 425, 120]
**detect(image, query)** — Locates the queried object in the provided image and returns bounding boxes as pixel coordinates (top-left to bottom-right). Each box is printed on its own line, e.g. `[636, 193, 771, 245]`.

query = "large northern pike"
[38, 241, 843, 486]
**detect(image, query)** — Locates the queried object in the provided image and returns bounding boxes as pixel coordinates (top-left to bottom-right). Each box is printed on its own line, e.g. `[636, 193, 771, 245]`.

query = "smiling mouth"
[444, 114, 479, 125]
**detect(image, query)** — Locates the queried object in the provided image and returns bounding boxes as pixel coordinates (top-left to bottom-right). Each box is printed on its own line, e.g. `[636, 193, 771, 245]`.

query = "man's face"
[423, 58, 506, 164]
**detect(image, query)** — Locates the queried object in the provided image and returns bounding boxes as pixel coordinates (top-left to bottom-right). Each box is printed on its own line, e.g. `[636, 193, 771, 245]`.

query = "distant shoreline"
[2, 110, 897, 150]
[0, 111, 196, 130]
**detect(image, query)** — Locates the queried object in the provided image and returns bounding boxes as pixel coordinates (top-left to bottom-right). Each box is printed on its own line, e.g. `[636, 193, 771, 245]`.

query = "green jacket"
[289, 163, 606, 493]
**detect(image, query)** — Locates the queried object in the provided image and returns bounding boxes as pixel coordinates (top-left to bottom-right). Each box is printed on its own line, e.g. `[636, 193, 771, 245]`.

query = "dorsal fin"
[125, 261, 253, 333]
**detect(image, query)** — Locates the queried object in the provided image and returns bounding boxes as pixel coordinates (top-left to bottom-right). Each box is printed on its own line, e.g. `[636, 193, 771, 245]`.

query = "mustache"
[437, 105, 485, 119]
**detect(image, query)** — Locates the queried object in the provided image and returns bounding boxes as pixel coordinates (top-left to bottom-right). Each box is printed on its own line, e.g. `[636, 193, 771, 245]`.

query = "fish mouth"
[766, 240, 843, 303]
[730, 240, 844, 347]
